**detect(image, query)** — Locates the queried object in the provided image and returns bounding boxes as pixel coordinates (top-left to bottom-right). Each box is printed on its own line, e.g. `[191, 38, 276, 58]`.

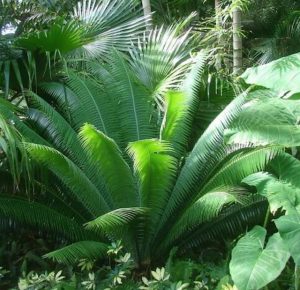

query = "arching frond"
[69, 0, 147, 60]
[103, 51, 157, 143]
[39, 81, 80, 121]
[65, 72, 115, 132]
[25, 143, 109, 217]
[200, 146, 281, 195]
[44, 241, 108, 265]
[127, 139, 177, 258]
[179, 196, 268, 252]
[85, 207, 147, 235]
[158, 187, 251, 254]
[156, 89, 252, 238]
[129, 25, 193, 97]
[26, 91, 83, 162]
[0, 197, 91, 241]
[79, 124, 137, 208]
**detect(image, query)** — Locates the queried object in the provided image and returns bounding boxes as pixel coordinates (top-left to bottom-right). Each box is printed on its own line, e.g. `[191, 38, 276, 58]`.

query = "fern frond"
[180, 196, 268, 252]
[79, 124, 137, 208]
[44, 241, 108, 264]
[25, 143, 109, 216]
[0, 197, 91, 241]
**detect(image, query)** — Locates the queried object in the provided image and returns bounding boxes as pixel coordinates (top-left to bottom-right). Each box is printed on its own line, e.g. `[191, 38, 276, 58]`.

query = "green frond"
[44, 241, 108, 265]
[65, 72, 119, 140]
[0, 99, 49, 146]
[179, 196, 268, 252]
[26, 91, 83, 162]
[16, 20, 85, 54]
[69, 0, 147, 60]
[200, 146, 281, 195]
[127, 139, 177, 210]
[0, 112, 31, 186]
[85, 207, 147, 235]
[160, 89, 197, 156]
[156, 89, 251, 237]
[127, 139, 177, 258]
[79, 123, 137, 208]
[129, 25, 193, 97]
[158, 187, 251, 254]
[104, 51, 157, 143]
[0, 196, 91, 241]
[39, 81, 80, 123]
[182, 50, 208, 102]
[25, 143, 109, 217]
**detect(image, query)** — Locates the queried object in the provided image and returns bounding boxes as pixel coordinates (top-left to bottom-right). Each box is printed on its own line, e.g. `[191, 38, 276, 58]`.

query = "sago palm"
[1, 39, 300, 270]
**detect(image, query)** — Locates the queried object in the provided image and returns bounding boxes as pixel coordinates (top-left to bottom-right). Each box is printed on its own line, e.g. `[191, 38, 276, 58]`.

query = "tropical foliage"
[1, 0, 300, 289]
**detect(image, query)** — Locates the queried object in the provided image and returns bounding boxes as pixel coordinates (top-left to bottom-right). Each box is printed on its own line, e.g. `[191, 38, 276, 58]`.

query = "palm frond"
[129, 25, 193, 98]
[25, 143, 109, 217]
[0, 196, 91, 241]
[65, 72, 119, 140]
[0, 111, 31, 187]
[44, 241, 108, 264]
[69, 0, 147, 60]
[156, 89, 251, 237]
[85, 207, 147, 236]
[158, 187, 251, 254]
[127, 139, 177, 259]
[0, 100, 50, 146]
[79, 123, 137, 208]
[200, 146, 281, 195]
[16, 20, 85, 54]
[180, 196, 268, 252]
[103, 51, 157, 143]
[26, 91, 83, 162]
[159, 52, 208, 156]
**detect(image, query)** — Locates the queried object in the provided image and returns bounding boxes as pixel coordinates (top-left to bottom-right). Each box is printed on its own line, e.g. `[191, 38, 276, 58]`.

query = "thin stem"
[263, 206, 270, 228]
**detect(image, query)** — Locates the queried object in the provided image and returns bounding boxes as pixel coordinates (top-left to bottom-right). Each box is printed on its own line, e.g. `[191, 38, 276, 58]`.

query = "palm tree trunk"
[142, 0, 152, 29]
[215, 0, 221, 27]
[232, 6, 243, 75]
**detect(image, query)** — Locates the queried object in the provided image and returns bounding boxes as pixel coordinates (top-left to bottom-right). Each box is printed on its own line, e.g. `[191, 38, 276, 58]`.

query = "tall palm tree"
[232, 5, 243, 74]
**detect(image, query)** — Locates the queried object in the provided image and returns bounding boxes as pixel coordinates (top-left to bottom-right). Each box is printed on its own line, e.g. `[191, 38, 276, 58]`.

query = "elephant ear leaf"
[230, 225, 290, 290]
[241, 52, 300, 96]
[275, 213, 300, 266]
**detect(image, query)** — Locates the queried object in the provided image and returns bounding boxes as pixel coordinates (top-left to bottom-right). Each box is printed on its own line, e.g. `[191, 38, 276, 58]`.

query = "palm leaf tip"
[85, 207, 148, 232]
[44, 241, 109, 265]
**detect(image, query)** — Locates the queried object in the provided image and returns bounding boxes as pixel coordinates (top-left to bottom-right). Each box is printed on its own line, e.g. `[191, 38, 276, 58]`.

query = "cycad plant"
[2, 20, 300, 271]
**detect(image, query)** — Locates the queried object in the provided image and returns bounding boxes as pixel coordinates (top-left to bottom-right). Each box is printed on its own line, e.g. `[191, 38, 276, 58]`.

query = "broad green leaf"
[243, 172, 300, 214]
[230, 226, 290, 290]
[241, 52, 300, 95]
[275, 213, 300, 265]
